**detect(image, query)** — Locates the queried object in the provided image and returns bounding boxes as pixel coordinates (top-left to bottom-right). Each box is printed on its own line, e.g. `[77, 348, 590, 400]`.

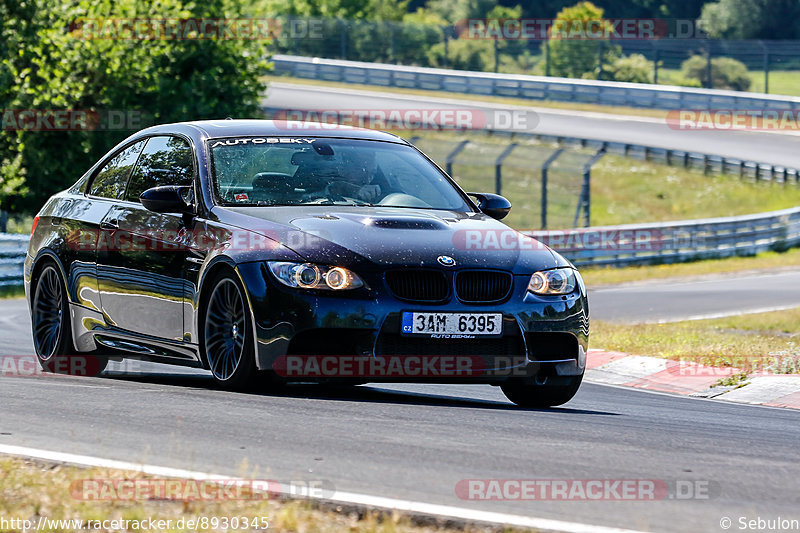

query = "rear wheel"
[202, 273, 257, 390]
[501, 375, 583, 408]
[32, 263, 107, 377]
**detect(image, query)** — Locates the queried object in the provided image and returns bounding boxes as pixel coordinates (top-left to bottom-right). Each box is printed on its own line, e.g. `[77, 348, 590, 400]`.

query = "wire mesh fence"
[270, 16, 800, 95]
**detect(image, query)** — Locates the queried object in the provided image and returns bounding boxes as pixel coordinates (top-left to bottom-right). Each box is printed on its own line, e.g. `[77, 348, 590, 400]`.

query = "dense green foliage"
[681, 55, 752, 91]
[0, 0, 270, 212]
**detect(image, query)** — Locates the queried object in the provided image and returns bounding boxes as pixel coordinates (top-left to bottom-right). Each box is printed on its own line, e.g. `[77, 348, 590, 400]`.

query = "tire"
[501, 375, 583, 408]
[201, 271, 258, 390]
[31, 263, 107, 377]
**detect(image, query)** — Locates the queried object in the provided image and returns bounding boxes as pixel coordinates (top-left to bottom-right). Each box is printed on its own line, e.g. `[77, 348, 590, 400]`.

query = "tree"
[544, 1, 620, 80]
[0, 0, 271, 212]
[700, 0, 800, 40]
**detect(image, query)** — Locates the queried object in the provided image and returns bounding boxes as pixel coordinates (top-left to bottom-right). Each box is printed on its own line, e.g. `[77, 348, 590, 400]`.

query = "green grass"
[0, 457, 522, 533]
[592, 307, 800, 371]
[0, 285, 25, 299]
[581, 247, 800, 287]
[656, 67, 800, 97]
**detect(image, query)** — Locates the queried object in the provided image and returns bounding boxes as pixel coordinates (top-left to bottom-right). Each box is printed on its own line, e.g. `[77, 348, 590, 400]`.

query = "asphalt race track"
[3, 268, 800, 532]
[264, 82, 800, 169]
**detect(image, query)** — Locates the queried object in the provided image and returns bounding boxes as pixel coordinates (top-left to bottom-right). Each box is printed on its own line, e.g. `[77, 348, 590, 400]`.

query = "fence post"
[339, 19, 348, 59]
[0, 210, 7, 233]
[541, 148, 565, 229]
[574, 146, 606, 228]
[494, 36, 500, 73]
[759, 40, 769, 94]
[442, 27, 449, 69]
[445, 140, 470, 177]
[544, 39, 550, 77]
[653, 44, 659, 84]
[494, 143, 517, 196]
[389, 22, 396, 64]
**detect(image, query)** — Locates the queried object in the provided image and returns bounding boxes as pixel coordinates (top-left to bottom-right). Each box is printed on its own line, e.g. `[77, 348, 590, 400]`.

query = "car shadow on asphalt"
[100, 371, 617, 416]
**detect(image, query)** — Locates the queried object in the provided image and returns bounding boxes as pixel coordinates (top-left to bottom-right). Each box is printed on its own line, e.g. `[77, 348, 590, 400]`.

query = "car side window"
[125, 136, 194, 202]
[89, 140, 147, 199]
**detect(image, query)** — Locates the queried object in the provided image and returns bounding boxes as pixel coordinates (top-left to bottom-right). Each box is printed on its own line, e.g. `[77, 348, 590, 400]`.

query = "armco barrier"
[3, 207, 798, 284]
[526, 206, 800, 267]
[272, 54, 800, 112]
[0, 234, 28, 287]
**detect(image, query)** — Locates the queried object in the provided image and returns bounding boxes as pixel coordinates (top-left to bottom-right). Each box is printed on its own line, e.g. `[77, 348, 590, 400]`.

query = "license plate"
[401, 312, 503, 338]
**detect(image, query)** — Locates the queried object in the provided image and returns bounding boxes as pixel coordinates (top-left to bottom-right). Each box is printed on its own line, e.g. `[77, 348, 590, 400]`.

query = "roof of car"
[140, 119, 409, 143]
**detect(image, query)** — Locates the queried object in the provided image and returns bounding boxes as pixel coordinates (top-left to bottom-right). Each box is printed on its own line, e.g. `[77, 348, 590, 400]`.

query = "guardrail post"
[0, 211, 7, 233]
[445, 140, 470, 177]
[494, 143, 517, 196]
[541, 148, 565, 229]
[705, 42, 713, 89]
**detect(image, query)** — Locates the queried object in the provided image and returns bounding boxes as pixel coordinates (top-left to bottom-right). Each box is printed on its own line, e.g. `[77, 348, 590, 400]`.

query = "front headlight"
[267, 262, 365, 291]
[527, 267, 577, 295]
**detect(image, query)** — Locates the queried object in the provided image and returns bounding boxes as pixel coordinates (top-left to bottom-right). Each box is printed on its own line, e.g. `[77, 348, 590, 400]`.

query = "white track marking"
[0, 444, 648, 533]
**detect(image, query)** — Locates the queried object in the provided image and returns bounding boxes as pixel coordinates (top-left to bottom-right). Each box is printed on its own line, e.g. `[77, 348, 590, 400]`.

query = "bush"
[681, 55, 751, 91]
[609, 54, 654, 84]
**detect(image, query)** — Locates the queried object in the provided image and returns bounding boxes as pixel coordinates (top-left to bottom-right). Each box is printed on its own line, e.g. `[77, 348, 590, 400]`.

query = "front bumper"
[237, 262, 589, 383]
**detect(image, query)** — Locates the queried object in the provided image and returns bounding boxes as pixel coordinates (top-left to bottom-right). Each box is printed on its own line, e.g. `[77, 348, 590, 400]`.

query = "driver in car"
[327, 151, 383, 203]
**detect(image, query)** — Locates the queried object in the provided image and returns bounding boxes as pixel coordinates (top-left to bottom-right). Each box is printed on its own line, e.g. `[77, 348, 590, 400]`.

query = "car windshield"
[209, 137, 472, 210]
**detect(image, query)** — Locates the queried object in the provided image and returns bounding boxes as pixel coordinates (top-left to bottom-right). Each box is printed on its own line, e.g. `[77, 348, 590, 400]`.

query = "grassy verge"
[0, 456, 520, 533]
[0, 285, 25, 299]
[592, 306, 800, 372]
[581, 247, 800, 287]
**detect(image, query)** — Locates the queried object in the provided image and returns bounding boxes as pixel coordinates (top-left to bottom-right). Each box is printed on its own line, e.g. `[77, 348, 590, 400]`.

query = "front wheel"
[501, 375, 583, 408]
[32, 263, 107, 377]
[202, 272, 257, 390]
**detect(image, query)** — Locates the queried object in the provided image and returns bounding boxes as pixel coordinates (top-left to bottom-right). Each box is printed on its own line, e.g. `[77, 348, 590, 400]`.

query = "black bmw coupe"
[25, 120, 589, 406]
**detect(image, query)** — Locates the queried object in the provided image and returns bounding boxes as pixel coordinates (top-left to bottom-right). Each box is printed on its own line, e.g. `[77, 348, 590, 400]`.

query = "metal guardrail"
[272, 54, 800, 111]
[2, 207, 798, 282]
[0, 234, 28, 287]
[526, 207, 800, 267]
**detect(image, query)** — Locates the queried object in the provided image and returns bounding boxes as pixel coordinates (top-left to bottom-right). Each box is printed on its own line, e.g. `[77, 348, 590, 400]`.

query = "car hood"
[215, 206, 563, 273]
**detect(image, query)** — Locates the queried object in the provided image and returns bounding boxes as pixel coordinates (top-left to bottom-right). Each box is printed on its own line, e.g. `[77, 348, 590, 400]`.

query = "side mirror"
[140, 185, 193, 214]
[469, 192, 511, 220]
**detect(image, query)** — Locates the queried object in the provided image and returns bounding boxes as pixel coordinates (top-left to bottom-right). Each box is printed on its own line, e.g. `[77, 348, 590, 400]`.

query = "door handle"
[100, 219, 119, 230]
